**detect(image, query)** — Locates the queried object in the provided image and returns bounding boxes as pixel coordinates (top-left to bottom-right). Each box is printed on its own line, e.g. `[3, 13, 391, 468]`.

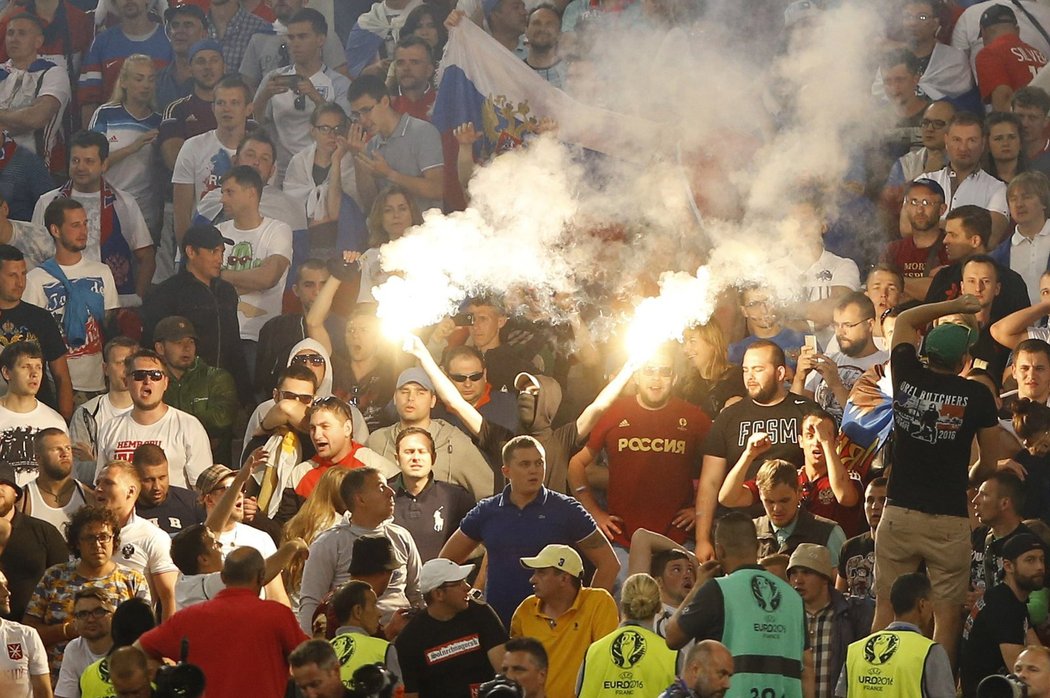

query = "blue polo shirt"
[460, 485, 598, 625]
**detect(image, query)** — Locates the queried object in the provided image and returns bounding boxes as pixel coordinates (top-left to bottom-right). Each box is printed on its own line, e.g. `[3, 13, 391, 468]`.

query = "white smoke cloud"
[374, 0, 891, 356]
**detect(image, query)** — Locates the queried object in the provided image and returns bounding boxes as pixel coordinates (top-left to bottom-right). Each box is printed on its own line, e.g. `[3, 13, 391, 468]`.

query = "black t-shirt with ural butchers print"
[703, 392, 816, 474]
[888, 344, 998, 517]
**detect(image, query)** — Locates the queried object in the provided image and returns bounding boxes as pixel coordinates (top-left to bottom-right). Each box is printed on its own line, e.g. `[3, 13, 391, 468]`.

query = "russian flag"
[836, 363, 895, 481]
[432, 19, 652, 165]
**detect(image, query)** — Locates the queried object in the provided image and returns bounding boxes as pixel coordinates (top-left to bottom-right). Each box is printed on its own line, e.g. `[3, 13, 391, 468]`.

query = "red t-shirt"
[391, 88, 436, 122]
[883, 235, 948, 278]
[138, 587, 308, 698]
[976, 33, 1048, 101]
[587, 396, 711, 546]
[295, 442, 366, 498]
[745, 469, 865, 537]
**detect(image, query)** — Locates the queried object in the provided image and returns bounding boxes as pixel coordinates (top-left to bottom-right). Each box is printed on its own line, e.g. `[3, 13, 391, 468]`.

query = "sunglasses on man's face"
[130, 369, 165, 382]
[292, 354, 325, 366]
[449, 371, 484, 383]
[278, 390, 313, 404]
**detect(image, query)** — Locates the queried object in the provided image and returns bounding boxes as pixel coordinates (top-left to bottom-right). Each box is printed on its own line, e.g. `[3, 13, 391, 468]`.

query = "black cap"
[1003, 533, 1045, 561]
[349, 535, 401, 574]
[980, 4, 1017, 30]
[163, 3, 207, 25]
[0, 463, 22, 500]
[182, 224, 233, 252]
[908, 177, 946, 201]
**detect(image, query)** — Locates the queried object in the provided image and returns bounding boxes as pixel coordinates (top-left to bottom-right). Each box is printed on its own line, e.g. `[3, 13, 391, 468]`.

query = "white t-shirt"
[921, 166, 1009, 220]
[95, 407, 213, 489]
[0, 401, 67, 486]
[8, 220, 52, 271]
[216, 521, 277, 559]
[0, 59, 70, 162]
[22, 258, 120, 392]
[258, 65, 350, 174]
[218, 217, 292, 341]
[172, 129, 236, 204]
[802, 249, 861, 302]
[54, 636, 105, 698]
[25, 479, 90, 532]
[0, 619, 48, 698]
[114, 511, 178, 578]
[174, 571, 225, 611]
[31, 187, 153, 301]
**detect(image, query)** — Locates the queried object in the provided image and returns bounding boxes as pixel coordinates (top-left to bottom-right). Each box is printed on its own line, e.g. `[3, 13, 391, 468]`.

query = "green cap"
[923, 323, 977, 365]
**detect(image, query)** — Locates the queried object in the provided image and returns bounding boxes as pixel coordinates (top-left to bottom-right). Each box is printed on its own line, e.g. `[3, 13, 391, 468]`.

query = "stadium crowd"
[10, 0, 1050, 696]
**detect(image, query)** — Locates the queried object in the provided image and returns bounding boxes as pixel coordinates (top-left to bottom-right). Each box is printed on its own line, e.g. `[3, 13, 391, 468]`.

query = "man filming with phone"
[253, 8, 349, 181]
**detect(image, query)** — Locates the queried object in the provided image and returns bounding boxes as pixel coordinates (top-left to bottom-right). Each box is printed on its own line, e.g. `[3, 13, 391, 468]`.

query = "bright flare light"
[624, 268, 714, 363]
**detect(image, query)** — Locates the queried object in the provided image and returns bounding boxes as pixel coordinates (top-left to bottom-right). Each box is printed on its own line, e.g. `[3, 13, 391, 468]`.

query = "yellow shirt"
[510, 587, 619, 698]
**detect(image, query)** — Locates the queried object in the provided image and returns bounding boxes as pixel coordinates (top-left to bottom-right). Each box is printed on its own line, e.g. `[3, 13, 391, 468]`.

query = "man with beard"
[400, 334, 636, 494]
[795, 293, 888, 422]
[695, 340, 817, 562]
[23, 198, 119, 401]
[885, 178, 948, 299]
[0, 462, 66, 623]
[20, 429, 90, 532]
[562, 345, 709, 569]
[94, 349, 213, 490]
[719, 407, 864, 537]
[132, 444, 203, 535]
[524, 5, 564, 88]
[152, 316, 238, 464]
[159, 36, 224, 172]
[960, 533, 1045, 696]
[391, 37, 436, 120]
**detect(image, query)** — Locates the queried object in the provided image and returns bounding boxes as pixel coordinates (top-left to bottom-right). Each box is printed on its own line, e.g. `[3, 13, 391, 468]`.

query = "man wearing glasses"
[567, 344, 710, 575]
[54, 588, 113, 698]
[94, 349, 213, 491]
[434, 345, 520, 439]
[253, 9, 349, 183]
[794, 293, 887, 423]
[346, 74, 444, 213]
[694, 341, 817, 562]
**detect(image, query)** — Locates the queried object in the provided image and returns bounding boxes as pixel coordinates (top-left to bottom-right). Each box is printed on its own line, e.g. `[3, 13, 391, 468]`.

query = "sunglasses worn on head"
[130, 369, 165, 382]
[292, 354, 325, 366]
[449, 371, 484, 383]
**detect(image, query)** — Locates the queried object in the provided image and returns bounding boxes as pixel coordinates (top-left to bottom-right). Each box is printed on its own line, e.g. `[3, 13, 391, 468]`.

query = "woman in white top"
[88, 54, 162, 233]
[356, 184, 424, 302]
[283, 103, 362, 242]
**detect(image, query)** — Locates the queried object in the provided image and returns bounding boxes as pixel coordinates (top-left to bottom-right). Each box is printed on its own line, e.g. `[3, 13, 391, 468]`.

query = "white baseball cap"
[420, 558, 475, 594]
